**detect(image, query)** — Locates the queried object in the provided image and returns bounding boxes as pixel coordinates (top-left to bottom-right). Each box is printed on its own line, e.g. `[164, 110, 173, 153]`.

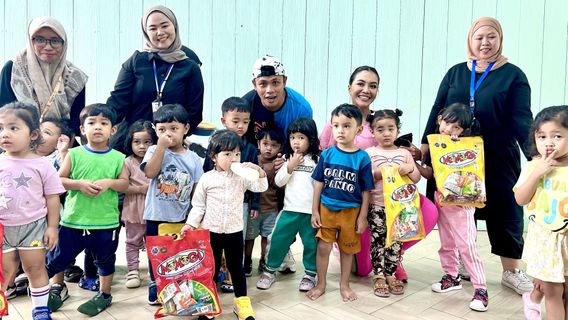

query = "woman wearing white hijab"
[107, 5, 204, 151]
[0, 16, 87, 135]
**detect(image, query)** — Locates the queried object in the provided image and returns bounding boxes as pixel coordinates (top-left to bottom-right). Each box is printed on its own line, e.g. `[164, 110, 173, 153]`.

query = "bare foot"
[306, 283, 326, 300]
[340, 286, 358, 302]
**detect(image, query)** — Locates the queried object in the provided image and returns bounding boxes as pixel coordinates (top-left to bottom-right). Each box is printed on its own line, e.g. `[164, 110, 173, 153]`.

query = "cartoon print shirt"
[514, 160, 568, 233]
[365, 147, 420, 206]
[142, 145, 204, 222]
[312, 146, 374, 211]
[0, 155, 65, 226]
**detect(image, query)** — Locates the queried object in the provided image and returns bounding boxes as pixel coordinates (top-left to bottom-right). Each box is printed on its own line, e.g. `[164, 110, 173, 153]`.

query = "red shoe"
[394, 260, 408, 283]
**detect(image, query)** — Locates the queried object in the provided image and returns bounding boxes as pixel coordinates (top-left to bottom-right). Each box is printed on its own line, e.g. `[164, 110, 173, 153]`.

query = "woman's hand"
[400, 143, 422, 162]
[273, 153, 286, 171]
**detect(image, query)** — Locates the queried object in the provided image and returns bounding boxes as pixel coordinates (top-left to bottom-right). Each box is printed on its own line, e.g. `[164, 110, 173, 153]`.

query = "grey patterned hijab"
[10, 16, 87, 119]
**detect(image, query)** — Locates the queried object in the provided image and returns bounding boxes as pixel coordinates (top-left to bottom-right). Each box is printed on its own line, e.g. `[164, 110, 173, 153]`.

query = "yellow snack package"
[427, 134, 486, 208]
[381, 166, 425, 247]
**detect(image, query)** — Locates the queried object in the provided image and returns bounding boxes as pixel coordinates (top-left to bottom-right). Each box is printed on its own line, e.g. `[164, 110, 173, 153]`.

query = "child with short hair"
[419, 103, 489, 312]
[142, 104, 203, 304]
[182, 129, 268, 320]
[46, 103, 129, 316]
[122, 120, 156, 289]
[307, 104, 374, 302]
[256, 118, 320, 292]
[515, 105, 568, 319]
[244, 127, 284, 276]
[36, 117, 73, 169]
[0, 102, 65, 320]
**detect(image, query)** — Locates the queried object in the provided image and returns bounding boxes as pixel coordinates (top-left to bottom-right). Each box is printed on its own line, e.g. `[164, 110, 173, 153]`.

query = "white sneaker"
[278, 251, 296, 274]
[125, 270, 141, 289]
[502, 269, 533, 295]
[256, 272, 276, 290]
[298, 274, 316, 292]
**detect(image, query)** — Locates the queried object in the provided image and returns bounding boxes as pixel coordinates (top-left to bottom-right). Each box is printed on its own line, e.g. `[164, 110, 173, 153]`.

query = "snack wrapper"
[427, 134, 486, 208]
[147, 229, 221, 319]
[381, 166, 425, 247]
[0, 225, 7, 316]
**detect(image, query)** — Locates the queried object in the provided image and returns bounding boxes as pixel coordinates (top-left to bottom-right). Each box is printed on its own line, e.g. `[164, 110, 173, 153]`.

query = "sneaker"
[431, 274, 462, 293]
[258, 259, 266, 272]
[5, 285, 16, 300]
[458, 257, 470, 281]
[32, 306, 52, 320]
[125, 270, 141, 289]
[47, 283, 69, 312]
[469, 288, 489, 312]
[78, 275, 100, 292]
[501, 269, 533, 295]
[63, 265, 84, 283]
[77, 292, 112, 316]
[244, 258, 253, 277]
[277, 252, 296, 274]
[220, 280, 234, 293]
[256, 272, 276, 290]
[298, 274, 316, 292]
[522, 291, 542, 320]
[148, 282, 160, 305]
[14, 273, 29, 295]
[394, 260, 408, 283]
[233, 296, 255, 320]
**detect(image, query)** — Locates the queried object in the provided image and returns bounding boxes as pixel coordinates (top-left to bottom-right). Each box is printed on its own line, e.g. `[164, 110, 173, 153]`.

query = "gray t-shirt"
[141, 145, 204, 222]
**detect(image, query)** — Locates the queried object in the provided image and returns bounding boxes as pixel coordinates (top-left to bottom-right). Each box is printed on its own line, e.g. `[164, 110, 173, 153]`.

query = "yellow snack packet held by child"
[427, 134, 486, 208]
[381, 166, 425, 247]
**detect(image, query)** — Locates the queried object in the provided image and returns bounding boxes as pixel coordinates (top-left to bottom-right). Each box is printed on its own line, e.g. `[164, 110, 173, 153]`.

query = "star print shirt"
[0, 155, 65, 226]
[365, 147, 420, 206]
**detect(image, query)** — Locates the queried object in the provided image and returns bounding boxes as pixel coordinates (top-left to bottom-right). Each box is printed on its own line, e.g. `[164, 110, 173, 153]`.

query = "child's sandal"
[373, 275, 390, 298]
[386, 275, 405, 295]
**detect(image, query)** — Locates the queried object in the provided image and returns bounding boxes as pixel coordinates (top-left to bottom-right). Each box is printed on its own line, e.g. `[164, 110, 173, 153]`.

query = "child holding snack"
[419, 103, 489, 311]
[122, 120, 156, 288]
[365, 109, 420, 298]
[514, 105, 568, 320]
[256, 118, 320, 291]
[182, 129, 267, 320]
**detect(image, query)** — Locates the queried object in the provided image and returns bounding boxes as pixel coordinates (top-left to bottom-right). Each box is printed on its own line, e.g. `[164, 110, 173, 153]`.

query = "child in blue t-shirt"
[141, 104, 204, 305]
[307, 104, 374, 302]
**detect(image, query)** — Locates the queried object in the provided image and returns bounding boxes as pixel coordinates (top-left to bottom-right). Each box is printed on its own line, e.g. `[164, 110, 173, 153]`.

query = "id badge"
[152, 100, 162, 112]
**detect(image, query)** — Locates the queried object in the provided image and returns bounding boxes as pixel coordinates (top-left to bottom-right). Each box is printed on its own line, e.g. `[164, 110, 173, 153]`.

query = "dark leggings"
[211, 231, 246, 297]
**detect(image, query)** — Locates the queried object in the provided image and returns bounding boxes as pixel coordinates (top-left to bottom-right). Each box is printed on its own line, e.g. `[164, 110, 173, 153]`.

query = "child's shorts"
[245, 211, 278, 240]
[316, 205, 361, 254]
[2, 217, 47, 253]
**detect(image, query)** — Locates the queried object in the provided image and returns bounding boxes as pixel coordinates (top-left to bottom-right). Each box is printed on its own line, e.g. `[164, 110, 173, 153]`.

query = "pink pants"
[125, 222, 146, 271]
[436, 195, 486, 289]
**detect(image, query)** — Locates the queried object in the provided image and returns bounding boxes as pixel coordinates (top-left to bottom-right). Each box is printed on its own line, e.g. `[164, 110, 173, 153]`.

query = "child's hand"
[373, 168, 382, 181]
[157, 133, 173, 149]
[288, 153, 304, 173]
[241, 162, 266, 178]
[57, 134, 71, 152]
[398, 163, 415, 176]
[93, 179, 112, 194]
[250, 210, 259, 219]
[311, 211, 322, 228]
[533, 150, 558, 177]
[139, 184, 149, 194]
[180, 224, 195, 237]
[79, 180, 102, 196]
[356, 216, 368, 234]
[273, 153, 285, 171]
[43, 226, 58, 251]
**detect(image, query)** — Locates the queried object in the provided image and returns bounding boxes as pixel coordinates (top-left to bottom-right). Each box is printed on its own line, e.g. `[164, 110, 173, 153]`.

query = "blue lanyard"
[152, 60, 174, 100]
[469, 60, 495, 115]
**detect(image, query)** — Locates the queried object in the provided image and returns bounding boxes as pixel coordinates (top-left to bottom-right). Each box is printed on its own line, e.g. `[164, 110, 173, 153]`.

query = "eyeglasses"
[32, 36, 64, 48]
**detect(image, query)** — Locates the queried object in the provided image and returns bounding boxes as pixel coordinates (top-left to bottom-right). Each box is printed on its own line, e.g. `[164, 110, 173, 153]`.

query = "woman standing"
[0, 16, 87, 135]
[421, 17, 533, 295]
[107, 5, 204, 150]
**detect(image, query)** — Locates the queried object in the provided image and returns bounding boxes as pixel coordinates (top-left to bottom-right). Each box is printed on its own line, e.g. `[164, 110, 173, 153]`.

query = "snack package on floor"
[427, 134, 486, 208]
[147, 230, 221, 319]
[0, 224, 8, 316]
[381, 166, 425, 247]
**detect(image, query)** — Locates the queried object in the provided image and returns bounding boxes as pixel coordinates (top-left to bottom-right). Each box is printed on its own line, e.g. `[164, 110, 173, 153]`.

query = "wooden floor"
[6, 229, 528, 320]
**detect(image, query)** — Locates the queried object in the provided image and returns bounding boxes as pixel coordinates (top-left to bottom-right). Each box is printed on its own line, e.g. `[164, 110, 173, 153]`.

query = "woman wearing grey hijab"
[107, 5, 204, 151]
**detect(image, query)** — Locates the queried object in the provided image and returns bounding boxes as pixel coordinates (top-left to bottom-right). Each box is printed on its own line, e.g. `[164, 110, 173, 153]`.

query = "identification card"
[152, 100, 163, 112]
